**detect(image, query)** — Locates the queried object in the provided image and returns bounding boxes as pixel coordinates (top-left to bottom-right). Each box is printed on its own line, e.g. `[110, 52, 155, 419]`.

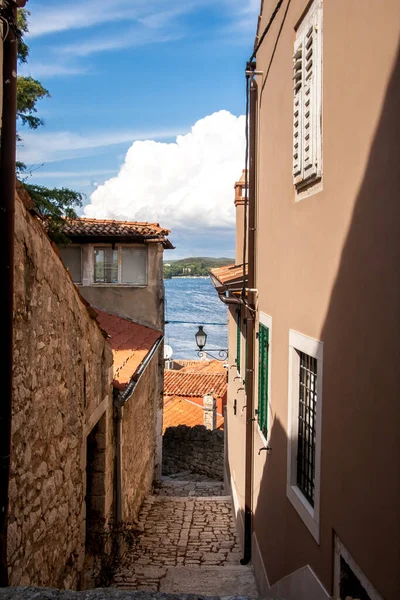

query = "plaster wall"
[227, 2, 400, 599]
[79, 242, 165, 330]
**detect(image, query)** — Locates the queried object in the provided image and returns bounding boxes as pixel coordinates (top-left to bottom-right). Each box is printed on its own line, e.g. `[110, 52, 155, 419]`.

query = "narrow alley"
[112, 475, 259, 597]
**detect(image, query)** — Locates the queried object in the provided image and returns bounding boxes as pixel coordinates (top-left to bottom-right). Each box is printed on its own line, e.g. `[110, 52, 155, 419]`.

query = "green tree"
[15, 8, 83, 240]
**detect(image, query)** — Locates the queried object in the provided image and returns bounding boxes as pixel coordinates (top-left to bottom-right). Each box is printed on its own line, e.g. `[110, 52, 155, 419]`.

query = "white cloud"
[57, 28, 181, 58]
[17, 127, 183, 164]
[84, 110, 245, 232]
[19, 62, 87, 78]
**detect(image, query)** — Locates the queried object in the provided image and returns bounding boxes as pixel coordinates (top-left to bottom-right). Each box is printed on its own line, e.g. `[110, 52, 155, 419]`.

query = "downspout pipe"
[209, 275, 243, 306]
[241, 72, 258, 566]
[0, 2, 19, 586]
[113, 336, 163, 523]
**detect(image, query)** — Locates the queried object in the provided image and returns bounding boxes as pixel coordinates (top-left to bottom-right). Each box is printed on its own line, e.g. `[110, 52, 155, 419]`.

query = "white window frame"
[287, 329, 323, 543]
[293, 0, 323, 193]
[334, 536, 383, 600]
[92, 244, 148, 287]
[256, 312, 272, 446]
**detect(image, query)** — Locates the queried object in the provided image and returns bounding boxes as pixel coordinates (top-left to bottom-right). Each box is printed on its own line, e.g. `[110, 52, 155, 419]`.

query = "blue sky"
[18, 0, 258, 258]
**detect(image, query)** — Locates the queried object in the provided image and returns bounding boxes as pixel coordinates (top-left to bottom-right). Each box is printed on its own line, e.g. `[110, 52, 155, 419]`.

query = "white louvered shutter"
[292, 37, 303, 183]
[293, 1, 322, 189]
[302, 22, 318, 182]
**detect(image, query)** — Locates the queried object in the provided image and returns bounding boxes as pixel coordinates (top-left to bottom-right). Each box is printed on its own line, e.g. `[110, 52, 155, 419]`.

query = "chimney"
[203, 394, 217, 430]
[234, 169, 248, 265]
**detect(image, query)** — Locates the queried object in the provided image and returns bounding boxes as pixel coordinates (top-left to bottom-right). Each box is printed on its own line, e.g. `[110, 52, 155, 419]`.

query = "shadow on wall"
[251, 45, 400, 600]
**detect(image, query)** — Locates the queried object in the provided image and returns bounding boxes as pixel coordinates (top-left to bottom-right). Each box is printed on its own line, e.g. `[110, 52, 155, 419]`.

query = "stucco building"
[212, 2, 400, 599]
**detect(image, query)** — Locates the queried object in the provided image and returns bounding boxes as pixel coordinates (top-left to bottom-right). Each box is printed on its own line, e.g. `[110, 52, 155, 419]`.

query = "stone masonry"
[162, 426, 224, 480]
[112, 478, 258, 597]
[9, 195, 114, 589]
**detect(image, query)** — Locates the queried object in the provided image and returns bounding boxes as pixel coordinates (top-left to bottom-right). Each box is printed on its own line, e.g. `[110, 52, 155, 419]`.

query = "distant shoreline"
[169, 276, 210, 279]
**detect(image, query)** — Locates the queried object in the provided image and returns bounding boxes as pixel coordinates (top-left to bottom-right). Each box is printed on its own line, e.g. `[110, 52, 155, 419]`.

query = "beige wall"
[226, 1, 400, 599]
[79, 242, 165, 330]
[10, 196, 114, 588]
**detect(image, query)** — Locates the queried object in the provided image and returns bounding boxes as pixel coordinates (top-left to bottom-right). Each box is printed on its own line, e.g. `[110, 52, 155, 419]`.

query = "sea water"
[164, 277, 228, 360]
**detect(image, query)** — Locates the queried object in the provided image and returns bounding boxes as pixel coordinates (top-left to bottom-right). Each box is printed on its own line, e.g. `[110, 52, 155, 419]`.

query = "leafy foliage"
[14, 8, 83, 243]
[23, 184, 83, 243]
[164, 257, 234, 278]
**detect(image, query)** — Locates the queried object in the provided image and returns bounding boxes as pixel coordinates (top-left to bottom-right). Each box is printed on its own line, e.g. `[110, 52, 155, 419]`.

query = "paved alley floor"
[112, 477, 259, 597]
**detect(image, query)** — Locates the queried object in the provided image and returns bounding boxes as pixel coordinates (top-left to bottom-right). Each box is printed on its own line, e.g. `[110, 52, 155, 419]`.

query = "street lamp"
[194, 326, 228, 361]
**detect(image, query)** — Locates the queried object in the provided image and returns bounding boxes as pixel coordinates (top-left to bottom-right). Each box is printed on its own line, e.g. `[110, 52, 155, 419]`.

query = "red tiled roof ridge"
[94, 309, 162, 391]
[75, 216, 165, 229]
[164, 370, 227, 399]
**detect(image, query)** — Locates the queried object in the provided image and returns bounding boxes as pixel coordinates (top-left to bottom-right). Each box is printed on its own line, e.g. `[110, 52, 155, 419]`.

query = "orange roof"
[95, 309, 162, 390]
[61, 217, 173, 248]
[210, 263, 248, 288]
[163, 396, 224, 432]
[173, 359, 226, 374]
[164, 370, 227, 398]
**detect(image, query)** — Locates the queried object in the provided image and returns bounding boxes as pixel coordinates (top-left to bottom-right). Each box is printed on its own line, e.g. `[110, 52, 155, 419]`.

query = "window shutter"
[302, 23, 318, 182]
[293, 38, 303, 183]
[258, 324, 269, 438]
[293, 1, 322, 188]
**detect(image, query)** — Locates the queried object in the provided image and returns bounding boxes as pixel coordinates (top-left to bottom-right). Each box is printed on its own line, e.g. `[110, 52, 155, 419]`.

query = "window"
[293, 0, 322, 189]
[121, 247, 147, 285]
[297, 351, 317, 506]
[258, 318, 270, 440]
[236, 306, 241, 373]
[94, 248, 118, 283]
[58, 245, 82, 283]
[287, 329, 323, 542]
[94, 245, 147, 285]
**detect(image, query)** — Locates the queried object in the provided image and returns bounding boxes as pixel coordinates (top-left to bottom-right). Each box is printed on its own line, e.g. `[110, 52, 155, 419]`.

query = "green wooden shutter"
[258, 324, 269, 437]
[236, 306, 241, 373]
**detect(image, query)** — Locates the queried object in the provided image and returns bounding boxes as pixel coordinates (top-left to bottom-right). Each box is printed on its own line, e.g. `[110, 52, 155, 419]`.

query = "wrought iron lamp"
[194, 326, 228, 361]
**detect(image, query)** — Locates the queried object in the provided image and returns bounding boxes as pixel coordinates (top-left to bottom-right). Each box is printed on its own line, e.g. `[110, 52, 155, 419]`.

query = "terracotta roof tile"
[163, 370, 227, 399]
[60, 217, 174, 248]
[173, 360, 226, 374]
[210, 263, 248, 287]
[95, 309, 162, 391]
[163, 396, 224, 432]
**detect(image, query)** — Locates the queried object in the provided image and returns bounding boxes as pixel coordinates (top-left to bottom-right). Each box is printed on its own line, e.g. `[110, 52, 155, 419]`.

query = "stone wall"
[121, 347, 163, 522]
[9, 195, 114, 589]
[162, 425, 224, 480]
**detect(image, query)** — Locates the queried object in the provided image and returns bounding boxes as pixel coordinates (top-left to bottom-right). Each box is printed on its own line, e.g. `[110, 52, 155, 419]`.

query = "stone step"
[113, 564, 259, 597]
[0, 587, 265, 600]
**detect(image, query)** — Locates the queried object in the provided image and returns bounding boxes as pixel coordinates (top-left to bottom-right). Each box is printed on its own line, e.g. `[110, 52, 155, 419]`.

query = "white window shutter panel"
[293, 37, 303, 183]
[293, 1, 322, 189]
[302, 23, 318, 182]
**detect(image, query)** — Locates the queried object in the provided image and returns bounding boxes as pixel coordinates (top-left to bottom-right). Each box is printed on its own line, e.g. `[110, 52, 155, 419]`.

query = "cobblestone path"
[112, 478, 259, 597]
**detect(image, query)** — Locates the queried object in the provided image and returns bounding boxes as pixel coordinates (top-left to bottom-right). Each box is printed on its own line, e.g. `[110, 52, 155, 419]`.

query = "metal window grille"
[296, 351, 317, 506]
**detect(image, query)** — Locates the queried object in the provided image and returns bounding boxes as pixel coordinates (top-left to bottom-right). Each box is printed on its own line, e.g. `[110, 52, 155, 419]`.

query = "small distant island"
[164, 257, 234, 279]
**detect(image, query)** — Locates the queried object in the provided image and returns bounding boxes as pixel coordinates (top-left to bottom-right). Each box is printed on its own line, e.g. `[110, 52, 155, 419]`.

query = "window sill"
[256, 423, 268, 449]
[295, 176, 323, 202]
[286, 483, 319, 543]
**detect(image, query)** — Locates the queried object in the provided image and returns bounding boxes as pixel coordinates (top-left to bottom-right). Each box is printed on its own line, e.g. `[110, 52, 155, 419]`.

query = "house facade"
[59, 218, 173, 330]
[213, 2, 400, 599]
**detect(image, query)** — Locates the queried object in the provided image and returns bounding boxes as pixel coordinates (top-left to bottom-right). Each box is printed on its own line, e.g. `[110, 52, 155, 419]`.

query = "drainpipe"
[113, 336, 164, 523]
[0, 1, 21, 586]
[241, 71, 258, 565]
[209, 275, 243, 306]
[115, 407, 123, 523]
